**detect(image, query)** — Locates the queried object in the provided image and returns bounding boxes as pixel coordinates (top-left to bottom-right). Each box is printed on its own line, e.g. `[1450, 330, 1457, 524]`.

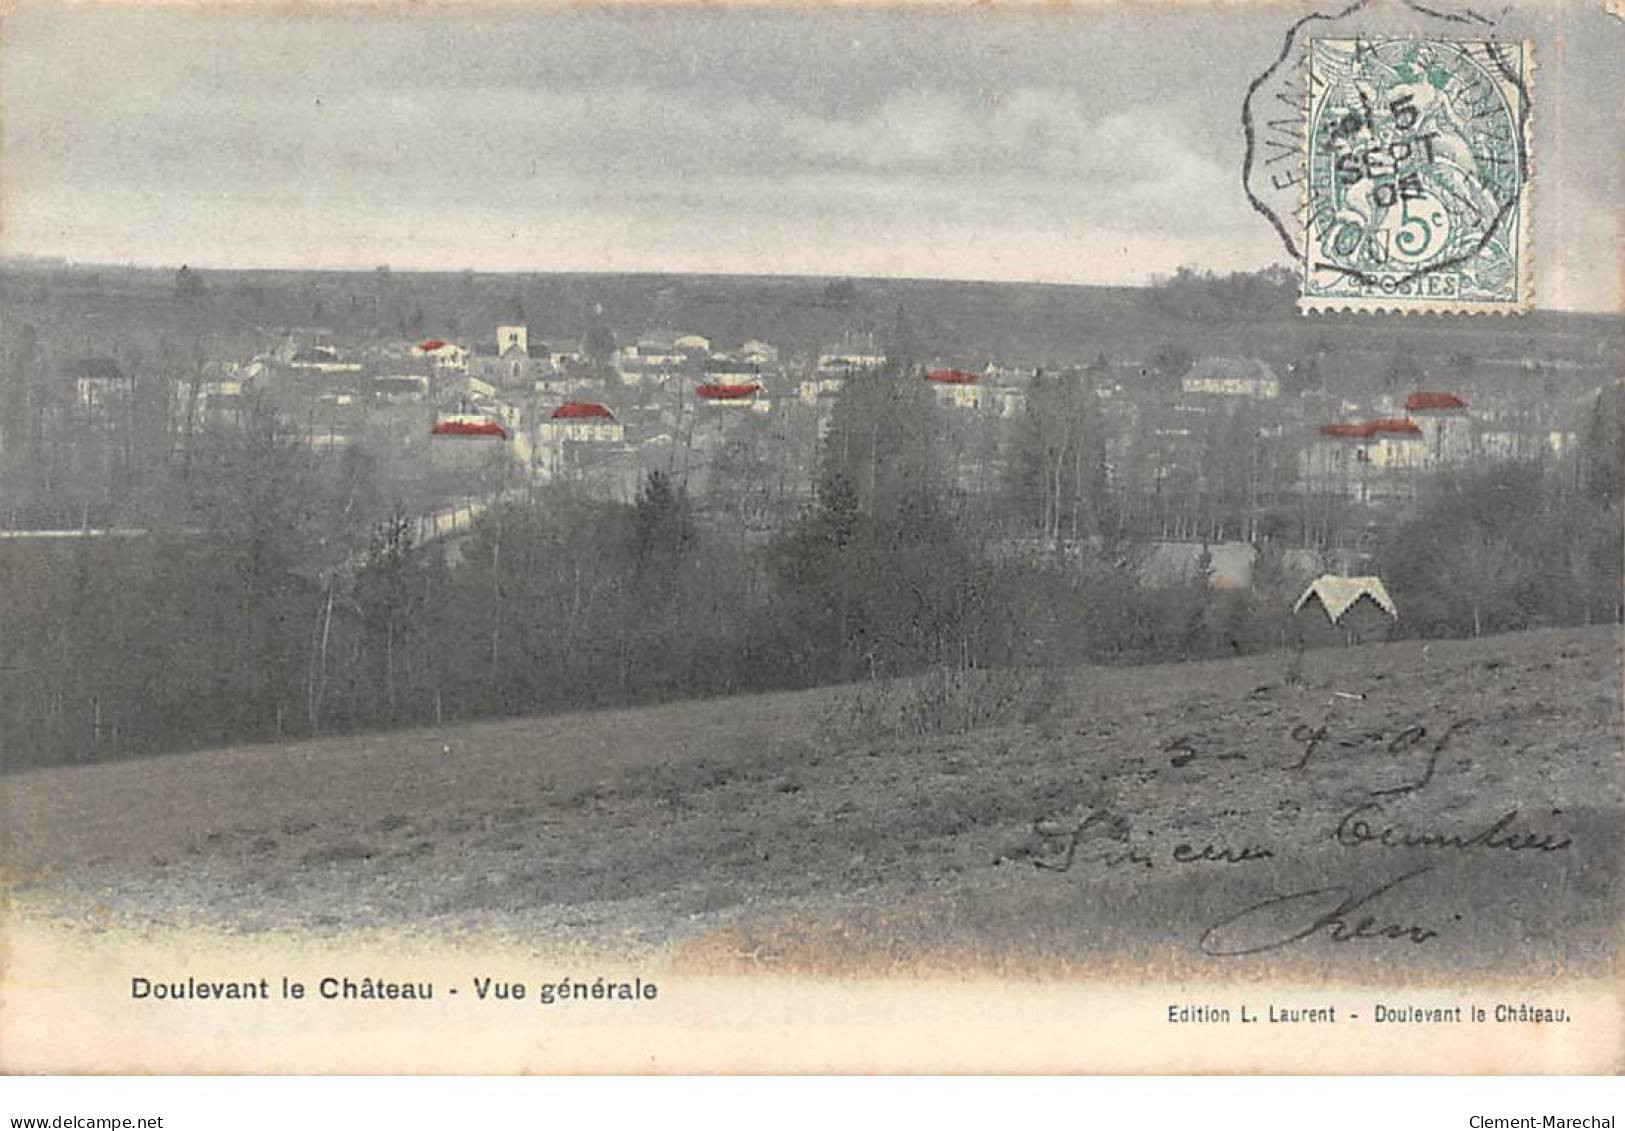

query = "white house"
[624, 340, 686, 367]
[702, 357, 762, 384]
[738, 339, 779, 366]
[1404, 391, 1474, 465]
[287, 346, 363, 377]
[542, 341, 587, 368]
[797, 376, 844, 405]
[535, 368, 608, 400]
[412, 338, 468, 372]
[372, 374, 430, 403]
[1181, 357, 1279, 399]
[817, 352, 886, 374]
[66, 357, 130, 409]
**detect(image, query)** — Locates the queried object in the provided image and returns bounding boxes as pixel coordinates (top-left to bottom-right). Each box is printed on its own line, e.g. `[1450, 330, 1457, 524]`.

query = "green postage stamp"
[1302, 38, 1531, 314]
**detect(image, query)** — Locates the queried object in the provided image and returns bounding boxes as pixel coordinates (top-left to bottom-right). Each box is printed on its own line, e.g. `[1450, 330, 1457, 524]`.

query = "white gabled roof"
[1293, 575, 1398, 624]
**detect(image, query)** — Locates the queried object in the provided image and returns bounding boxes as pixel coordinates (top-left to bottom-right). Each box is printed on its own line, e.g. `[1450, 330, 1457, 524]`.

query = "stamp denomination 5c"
[1302, 38, 1531, 315]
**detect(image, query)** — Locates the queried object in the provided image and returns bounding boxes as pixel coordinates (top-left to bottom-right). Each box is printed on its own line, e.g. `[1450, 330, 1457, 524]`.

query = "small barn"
[1292, 575, 1398, 646]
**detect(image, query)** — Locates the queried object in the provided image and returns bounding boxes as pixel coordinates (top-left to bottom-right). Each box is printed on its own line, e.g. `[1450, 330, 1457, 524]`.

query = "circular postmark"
[1239, 2, 1532, 313]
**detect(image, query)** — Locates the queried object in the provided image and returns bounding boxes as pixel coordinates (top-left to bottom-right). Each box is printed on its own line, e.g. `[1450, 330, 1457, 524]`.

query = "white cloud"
[784, 87, 1210, 186]
[3, 3, 1616, 310]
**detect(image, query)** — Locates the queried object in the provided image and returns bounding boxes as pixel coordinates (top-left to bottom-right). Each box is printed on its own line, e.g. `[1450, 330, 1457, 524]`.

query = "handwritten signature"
[1030, 809, 1131, 873]
[1199, 866, 1439, 957]
[1031, 810, 1272, 874]
[1336, 802, 1573, 852]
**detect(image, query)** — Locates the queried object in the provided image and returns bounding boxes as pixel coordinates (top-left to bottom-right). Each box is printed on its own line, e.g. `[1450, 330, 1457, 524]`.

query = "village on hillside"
[3, 265, 1621, 768]
[27, 274, 1617, 577]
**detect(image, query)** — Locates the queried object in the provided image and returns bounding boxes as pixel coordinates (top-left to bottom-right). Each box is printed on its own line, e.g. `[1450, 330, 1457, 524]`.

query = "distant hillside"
[4, 261, 1621, 381]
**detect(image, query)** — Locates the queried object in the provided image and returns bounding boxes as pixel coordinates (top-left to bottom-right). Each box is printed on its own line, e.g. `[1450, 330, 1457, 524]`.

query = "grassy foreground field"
[5, 627, 1620, 981]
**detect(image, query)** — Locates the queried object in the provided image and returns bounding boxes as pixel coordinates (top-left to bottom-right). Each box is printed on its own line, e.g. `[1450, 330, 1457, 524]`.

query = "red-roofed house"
[1365, 420, 1426, 486]
[1405, 391, 1468, 413]
[695, 382, 759, 401]
[924, 367, 1022, 415]
[695, 382, 768, 413]
[431, 415, 508, 439]
[412, 338, 468, 373]
[536, 403, 626, 482]
[1405, 391, 1475, 464]
[551, 401, 614, 421]
[925, 368, 986, 410]
[540, 401, 620, 447]
[1302, 416, 1426, 501]
[429, 413, 509, 474]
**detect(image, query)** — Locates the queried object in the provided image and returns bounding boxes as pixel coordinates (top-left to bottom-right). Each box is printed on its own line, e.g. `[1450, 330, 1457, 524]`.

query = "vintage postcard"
[0, 0, 1619, 1075]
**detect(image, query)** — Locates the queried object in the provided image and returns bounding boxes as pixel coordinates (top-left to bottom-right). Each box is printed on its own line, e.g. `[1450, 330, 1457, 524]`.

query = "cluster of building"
[268, 325, 810, 503]
[55, 320, 1602, 541]
[1298, 388, 1590, 502]
[1300, 391, 1475, 502]
[263, 326, 1039, 504]
[1095, 357, 1591, 521]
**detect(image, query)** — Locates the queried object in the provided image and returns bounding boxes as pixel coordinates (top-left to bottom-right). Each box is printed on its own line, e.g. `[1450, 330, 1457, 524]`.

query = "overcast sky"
[2, 2, 1618, 309]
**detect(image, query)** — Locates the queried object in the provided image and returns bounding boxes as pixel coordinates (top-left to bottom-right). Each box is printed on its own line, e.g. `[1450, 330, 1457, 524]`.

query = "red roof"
[1319, 419, 1422, 439]
[431, 418, 507, 438]
[418, 338, 447, 352]
[1405, 391, 1468, 412]
[551, 402, 614, 420]
[926, 368, 979, 385]
[695, 383, 760, 400]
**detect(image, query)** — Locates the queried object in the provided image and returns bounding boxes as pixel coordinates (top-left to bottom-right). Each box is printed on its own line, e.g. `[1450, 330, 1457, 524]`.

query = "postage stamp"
[1301, 37, 1532, 314]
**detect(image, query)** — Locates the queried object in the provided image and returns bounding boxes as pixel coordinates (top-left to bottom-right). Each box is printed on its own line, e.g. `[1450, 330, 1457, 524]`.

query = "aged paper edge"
[3, 915, 1621, 1074]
